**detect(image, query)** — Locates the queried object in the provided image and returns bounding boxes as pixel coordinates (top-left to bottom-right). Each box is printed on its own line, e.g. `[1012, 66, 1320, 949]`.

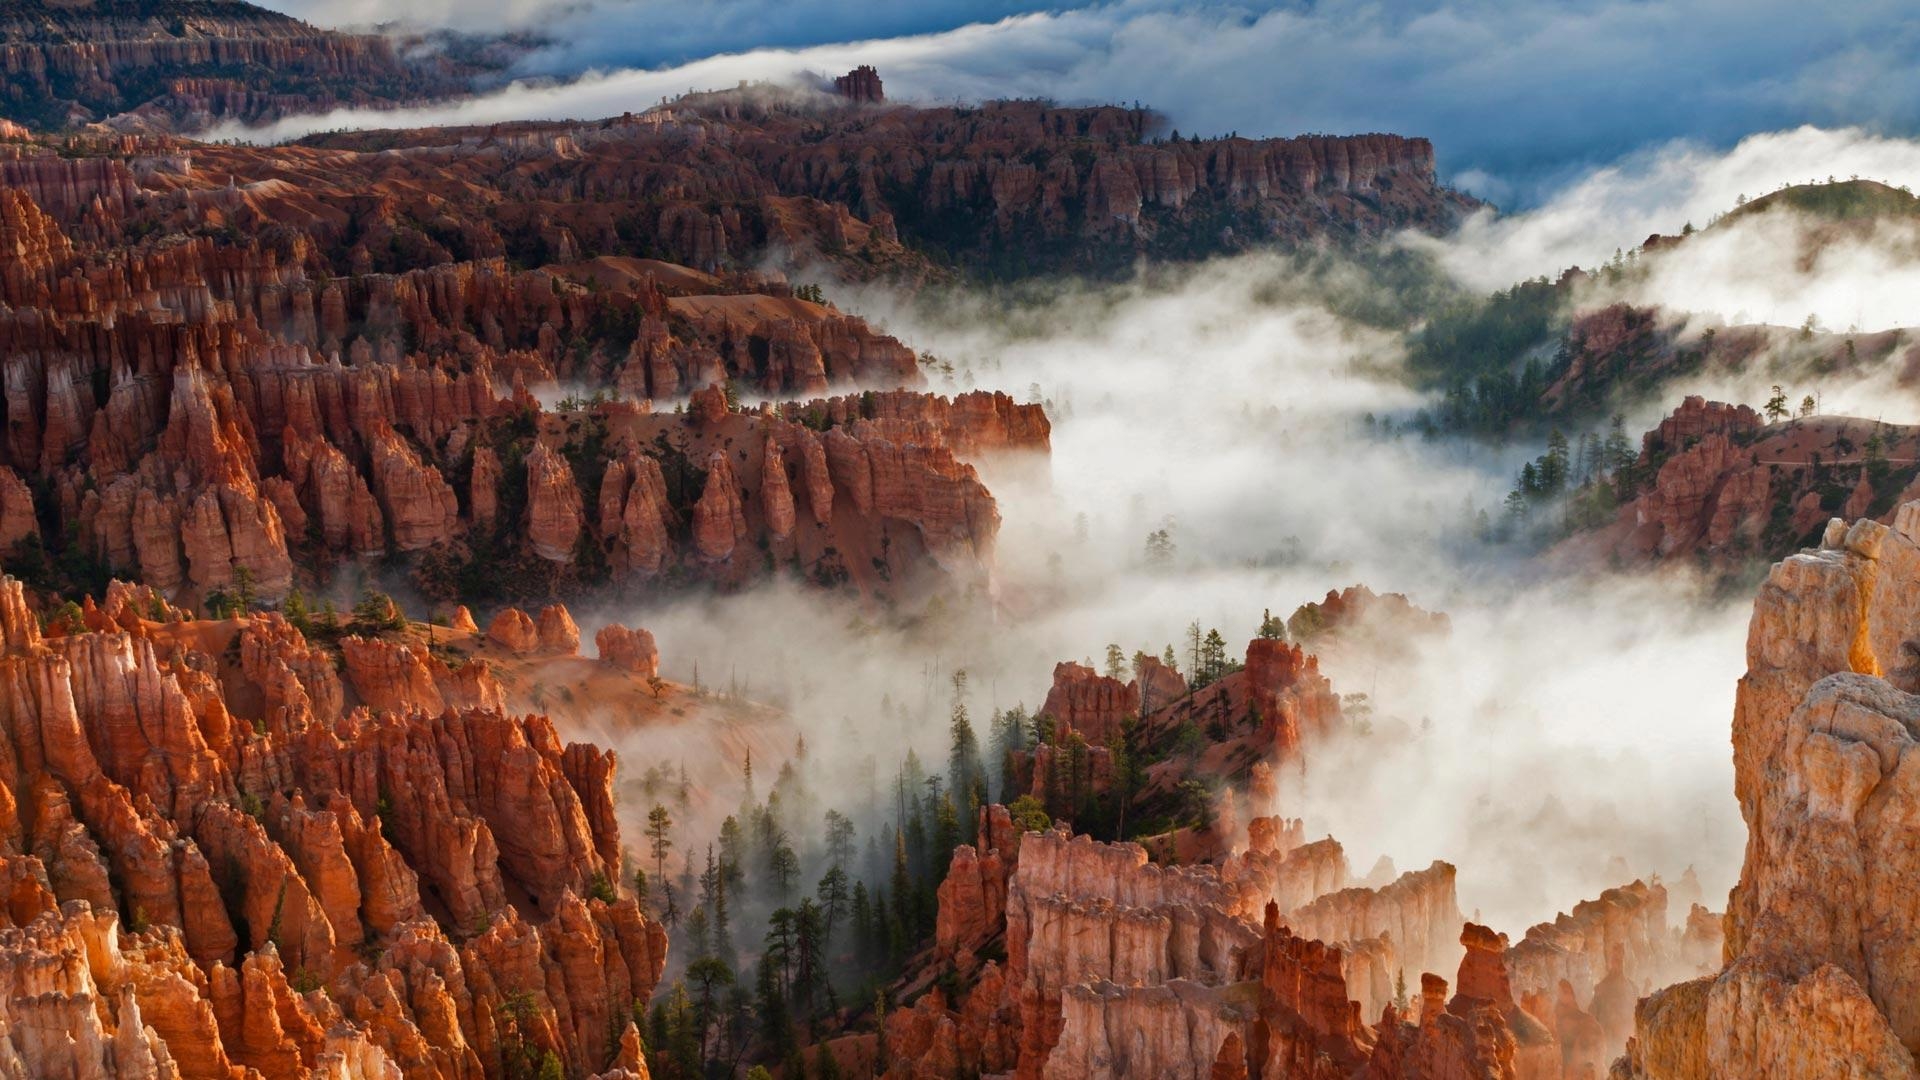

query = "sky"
[253, 0, 1920, 207]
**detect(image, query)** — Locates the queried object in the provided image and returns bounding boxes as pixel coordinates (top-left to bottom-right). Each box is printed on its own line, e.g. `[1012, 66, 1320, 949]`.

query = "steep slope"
[1614, 502, 1920, 1078]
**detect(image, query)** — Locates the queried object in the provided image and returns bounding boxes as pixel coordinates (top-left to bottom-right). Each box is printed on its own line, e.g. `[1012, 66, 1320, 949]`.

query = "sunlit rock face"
[1615, 504, 1920, 1079]
[0, 574, 668, 1077]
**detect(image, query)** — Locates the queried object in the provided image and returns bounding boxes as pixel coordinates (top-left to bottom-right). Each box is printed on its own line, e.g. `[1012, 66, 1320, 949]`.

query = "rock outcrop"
[0, 574, 666, 1077]
[1561, 397, 1920, 567]
[833, 65, 885, 103]
[893, 810, 1538, 1080]
[1614, 503, 1920, 1078]
[594, 623, 659, 678]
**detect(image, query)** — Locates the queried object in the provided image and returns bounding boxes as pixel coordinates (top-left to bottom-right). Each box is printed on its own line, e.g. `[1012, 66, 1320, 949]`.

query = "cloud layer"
[252, 0, 1920, 204]
[536, 253, 1753, 933]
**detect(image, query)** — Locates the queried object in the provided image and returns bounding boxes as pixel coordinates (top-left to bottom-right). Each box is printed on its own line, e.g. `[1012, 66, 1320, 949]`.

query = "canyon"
[0, 9, 1900, 1078]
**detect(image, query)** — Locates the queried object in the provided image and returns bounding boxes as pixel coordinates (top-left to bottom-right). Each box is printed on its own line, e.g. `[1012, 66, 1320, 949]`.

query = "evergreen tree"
[989, 705, 1029, 802]
[1200, 628, 1228, 684]
[717, 815, 746, 892]
[1540, 429, 1570, 493]
[817, 865, 850, 949]
[793, 899, 829, 1023]
[1109, 718, 1144, 841]
[764, 908, 796, 991]
[1256, 608, 1286, 640]
[1604, 413, 1634, 475]
[646, 804, 674, 887]
[1765, 384, 1789, 423]
[888, 829, 911, 959]
[823, 809, 856, 870]
[685, 905, 711, 961]
[768, 836, 800, 902]
[850, 881, 875, 967]
[946, 670, 982, 813]
[686, 956, 734, 1071]
[754, 953, 792, 1057]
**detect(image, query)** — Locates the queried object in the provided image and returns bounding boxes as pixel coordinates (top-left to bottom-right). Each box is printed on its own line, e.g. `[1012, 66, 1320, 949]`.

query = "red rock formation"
[1038, 661, 1139, 744]
[1285, 585, 1452, 651]
[366, 420, 459, 552]
[1616, 503, 1920, 1077]
[1560, 398, 1920, 567]
[692, 449, 748, 562]
[0, 574, 665, 1078]
[934, 805, 1019, 969]
[486, 607, 539, 654]
[525, 443, 585, 564]
[594, 623, 659, 678]
[897, 802, 1478, 1080]
[535, 603, 580, 655]
[834, 65, 885, 103]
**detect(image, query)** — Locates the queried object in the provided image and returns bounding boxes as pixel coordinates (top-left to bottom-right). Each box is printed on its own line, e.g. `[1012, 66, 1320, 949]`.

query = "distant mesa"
[834, 65, 885, 103]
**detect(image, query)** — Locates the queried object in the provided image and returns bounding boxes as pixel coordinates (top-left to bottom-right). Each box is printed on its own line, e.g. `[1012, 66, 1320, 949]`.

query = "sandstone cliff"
[1613, 503, 1920, 1078]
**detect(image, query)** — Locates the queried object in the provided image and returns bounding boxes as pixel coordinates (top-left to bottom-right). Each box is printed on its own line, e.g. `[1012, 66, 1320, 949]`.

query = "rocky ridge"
[1559, 396, 1920, 568]
[0, 0, 506, 131]
[0, 155, 1048, 605]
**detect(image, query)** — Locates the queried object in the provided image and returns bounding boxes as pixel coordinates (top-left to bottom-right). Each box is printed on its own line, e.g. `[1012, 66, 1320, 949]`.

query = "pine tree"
[888, 827, 911, 954]
[1541, 429, 1570, 493]
[661, 880, 680, 928]
[1200, 628, 1228, 684]
[850, 881, 875, 967]
[768, 836, 799, 902]
[946, 670, 981, 813]
[793, 899, 828, 1022]
[717, 815, 745, 891]
[817, 865, 850, 949]
[1765, 384, 1789, 423]
[646, 805, 674, 892]
[989, 705, 1029, 802]
[824, 809, 856, 870]
[1604, 414, 1633, 473]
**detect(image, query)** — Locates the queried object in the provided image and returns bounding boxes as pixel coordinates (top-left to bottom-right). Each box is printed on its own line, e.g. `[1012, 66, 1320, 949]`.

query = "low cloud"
[1417, 126, 1920, 301]
[547, 252, 1754, 936]
[249, 0, 1920, 204]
